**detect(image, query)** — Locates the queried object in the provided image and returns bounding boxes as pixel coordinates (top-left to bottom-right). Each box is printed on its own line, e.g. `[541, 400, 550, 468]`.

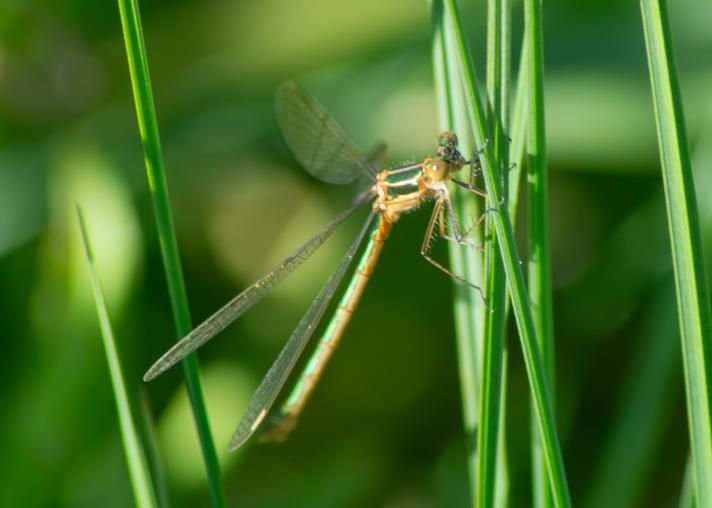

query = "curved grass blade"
[442, 1, 571, 506]
[144, 192, 372, 381]
[77, 206, 158, 508]
[640, 0, 712, 503]
[276, 81, 377, 184]
[230, 211, 377, 450]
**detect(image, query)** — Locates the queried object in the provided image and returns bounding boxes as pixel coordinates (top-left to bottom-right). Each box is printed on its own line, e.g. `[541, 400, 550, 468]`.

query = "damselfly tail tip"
[260, 413, 296, 444]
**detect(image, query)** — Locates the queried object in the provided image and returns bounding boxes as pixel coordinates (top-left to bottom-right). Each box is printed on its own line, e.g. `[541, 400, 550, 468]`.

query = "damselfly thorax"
[373, 131, 479, 225]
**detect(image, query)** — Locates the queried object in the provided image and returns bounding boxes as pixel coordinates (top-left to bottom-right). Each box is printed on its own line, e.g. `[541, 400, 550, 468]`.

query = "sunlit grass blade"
[77, 206, 158, 508]
[478, 0, 510, 506]
[432, 4, 483, 503]
[441, 1, 571, 506]
[522, 0, 555, 505]
[114, 0, 225, 504]
[640, 1, 712, 504]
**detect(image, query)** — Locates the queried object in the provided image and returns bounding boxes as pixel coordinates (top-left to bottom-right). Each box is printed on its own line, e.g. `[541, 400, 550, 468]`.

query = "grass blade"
[432, 4, 484, 503]
[478, 0, 510, 506]
[507, 37, 529, 217]
[640, 1, 712, 504]
[442, 1, 571, 506]
[522, 0, 556, 505]
[115, 0, 225, 504]
[77, 206, 158, 508]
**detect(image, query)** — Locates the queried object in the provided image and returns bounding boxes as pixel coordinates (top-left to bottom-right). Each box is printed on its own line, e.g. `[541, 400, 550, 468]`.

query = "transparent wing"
[367, 141, 388, 171]
[229, 211, 377, 450]
[143, 192, 372, 382]
[275, 81, 377, 184]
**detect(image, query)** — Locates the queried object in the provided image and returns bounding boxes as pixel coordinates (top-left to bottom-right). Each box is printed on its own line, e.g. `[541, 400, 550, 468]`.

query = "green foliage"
[2, 0, 711, 506]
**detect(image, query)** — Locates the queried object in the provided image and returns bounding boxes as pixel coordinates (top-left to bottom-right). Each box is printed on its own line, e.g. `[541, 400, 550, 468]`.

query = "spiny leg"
[438, 202, 446, 237]
[439, 192, 492, 250]
[450, 177, 487, 198]
[420, 199, 488, 304]
[467, 139, 489, 185]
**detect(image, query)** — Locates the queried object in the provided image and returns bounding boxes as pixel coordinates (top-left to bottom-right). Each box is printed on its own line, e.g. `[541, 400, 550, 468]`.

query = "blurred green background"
[2, 0, 711, 506]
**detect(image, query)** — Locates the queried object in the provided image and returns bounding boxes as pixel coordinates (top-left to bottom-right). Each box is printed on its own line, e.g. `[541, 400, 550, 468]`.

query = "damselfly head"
[435, 131, 466, 171]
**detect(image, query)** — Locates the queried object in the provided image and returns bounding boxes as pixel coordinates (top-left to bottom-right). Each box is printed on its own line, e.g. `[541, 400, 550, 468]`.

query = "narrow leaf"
[114, 0, 225, 503]
[77, 206, 158, 508]
[640, 1, 712, 504]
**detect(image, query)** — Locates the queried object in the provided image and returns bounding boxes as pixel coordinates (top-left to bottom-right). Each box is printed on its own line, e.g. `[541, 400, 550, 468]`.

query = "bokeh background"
[2, 0, 711, 506]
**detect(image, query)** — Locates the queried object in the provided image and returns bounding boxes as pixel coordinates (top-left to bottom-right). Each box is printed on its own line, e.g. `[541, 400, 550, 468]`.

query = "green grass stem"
[115, 0, 225, 505]
[522, 0, 556, 505]
[640, 1, 712, 504]
[478, 0, 510, 506]
[507, 37, 529, 217]
[432, 5, 483, 503]
[77, 206, 158, 508]
[442, 1, 571, 506]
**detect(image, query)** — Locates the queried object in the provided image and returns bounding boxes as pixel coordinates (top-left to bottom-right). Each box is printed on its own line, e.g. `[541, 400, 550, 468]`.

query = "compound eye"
[438, 131, 458, 147]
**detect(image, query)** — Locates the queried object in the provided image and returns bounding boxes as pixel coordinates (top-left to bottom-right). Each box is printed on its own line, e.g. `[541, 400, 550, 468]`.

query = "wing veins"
[143, 192, 372, 381]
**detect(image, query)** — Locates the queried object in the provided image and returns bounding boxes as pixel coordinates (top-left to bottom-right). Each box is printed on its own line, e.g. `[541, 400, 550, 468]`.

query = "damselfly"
[144, 82, 487, 450]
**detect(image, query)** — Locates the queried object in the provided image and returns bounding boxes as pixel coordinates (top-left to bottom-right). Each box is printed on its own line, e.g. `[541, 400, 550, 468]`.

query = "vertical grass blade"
[115, 0, 225, 504]
[522, 0, 555, 505]
[640, 1, 712, 504]
[432, 4, 483, 503]
[77, 206, 158, 508]
[478, 0, 510, 506]
[507, 38, 529, 217]
[442, 1, 571, 506]
[494, 351, 509, 508]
